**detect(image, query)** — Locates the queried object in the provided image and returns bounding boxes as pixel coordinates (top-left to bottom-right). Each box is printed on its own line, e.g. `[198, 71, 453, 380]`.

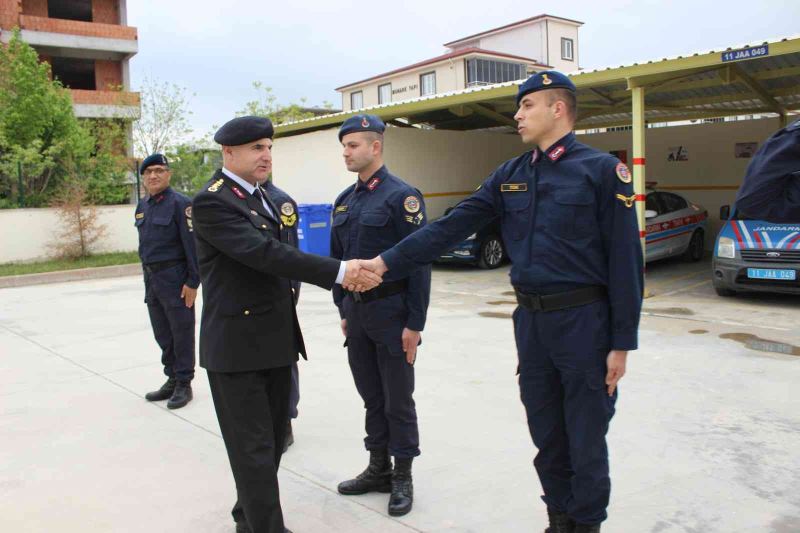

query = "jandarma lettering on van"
[754, 226, 800, 231]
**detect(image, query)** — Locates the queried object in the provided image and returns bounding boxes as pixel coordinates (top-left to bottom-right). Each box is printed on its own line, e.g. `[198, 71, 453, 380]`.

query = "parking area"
[1, 265, 798, 532]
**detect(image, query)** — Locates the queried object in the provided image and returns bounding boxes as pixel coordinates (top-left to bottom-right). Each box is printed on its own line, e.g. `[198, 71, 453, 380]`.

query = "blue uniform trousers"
[145, 266, 195, 383]
[343, 294, 419, 459]
[513, 299, 616, 525]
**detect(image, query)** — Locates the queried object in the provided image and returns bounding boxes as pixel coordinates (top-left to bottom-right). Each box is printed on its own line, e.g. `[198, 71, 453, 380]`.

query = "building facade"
[337, 14, 582, 111]
[0, 0, 139, 123]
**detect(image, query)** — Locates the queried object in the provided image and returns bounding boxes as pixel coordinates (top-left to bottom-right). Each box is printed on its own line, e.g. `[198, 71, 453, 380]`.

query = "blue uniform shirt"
[135, 187, 200, 289]
[381, 132, 643, 350]
[331, 166, 431, 332]
[735, 118, 800, 223]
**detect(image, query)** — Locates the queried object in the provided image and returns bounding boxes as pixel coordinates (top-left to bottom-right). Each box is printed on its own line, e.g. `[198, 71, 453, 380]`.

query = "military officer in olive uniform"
[136, 154, 199, 410]
[192, 116, 381, 533]
[363, 72, 644, 532]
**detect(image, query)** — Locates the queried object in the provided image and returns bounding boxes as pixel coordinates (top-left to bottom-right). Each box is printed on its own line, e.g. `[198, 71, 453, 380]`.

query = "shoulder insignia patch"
[500, 183, 528, 192]
[135, 212, 144, 219]
[616, 163, 632, 184]
[281, 213, 297, 227]
[615, 193, 636, 208]
[404, 195, 421, 213]
[208, 178, 224, 192]
[335, 205, 348, 213]
[231, 186, 246, 199]
[280, 202, 295, 216]
[184, 206, 192, 218]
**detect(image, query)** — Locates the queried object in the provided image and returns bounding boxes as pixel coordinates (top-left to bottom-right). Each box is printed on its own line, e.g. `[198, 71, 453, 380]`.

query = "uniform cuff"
[186, 277, 200, 289]
[611, 330, 638, 351]
[406, 318, 425, 332]
[381, 249, 409, 276]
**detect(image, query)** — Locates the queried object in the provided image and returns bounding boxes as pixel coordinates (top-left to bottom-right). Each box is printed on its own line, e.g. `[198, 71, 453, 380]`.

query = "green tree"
[0, 29, 130, 207]
[167, 142, 219, 196]
[133, 77, 194, 157]
[237, 81, 333, 124]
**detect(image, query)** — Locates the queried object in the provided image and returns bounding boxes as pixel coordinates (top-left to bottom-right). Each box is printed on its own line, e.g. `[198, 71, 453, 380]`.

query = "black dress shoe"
[573, 524, 600, 533]
[234, 521, 250, 533]
[283, 420, 294, 453]
[388, 457, 413, 516]
[545, 509, 575, 533]
[337, 449, 392, 495]
[144, 378, 176, 401]
[166, 381, 192, 409]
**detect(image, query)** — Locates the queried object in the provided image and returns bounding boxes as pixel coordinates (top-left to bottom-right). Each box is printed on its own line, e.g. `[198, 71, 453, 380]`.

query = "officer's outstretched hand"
[181, 285, 198, 308]
[605, 350, 628, 396]
[361, 256, 389, 277]
[402, 328, 421, 365]
[343, 259, 383, 292]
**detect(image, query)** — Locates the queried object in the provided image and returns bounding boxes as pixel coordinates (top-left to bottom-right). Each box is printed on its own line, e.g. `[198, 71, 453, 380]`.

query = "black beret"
[214, 116, 274, 146]
[140, 153, 168, 174]
[516, 70, 576, 106]
[338, 114, 385, 141]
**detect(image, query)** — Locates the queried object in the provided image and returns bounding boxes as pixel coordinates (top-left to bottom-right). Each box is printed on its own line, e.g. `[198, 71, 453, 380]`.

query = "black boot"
[167, 381, 192, 409]
[337, 449, 392, 495]
[283, 420, 294, 453]
[545, 509, 575, 533]
[573, 524, 600, 533]
[144, 378, 176, 401]
[388, 457, 413, 516]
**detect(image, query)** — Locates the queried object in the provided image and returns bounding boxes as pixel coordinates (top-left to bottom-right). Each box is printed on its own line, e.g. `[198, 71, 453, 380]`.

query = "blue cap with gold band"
[338, 114, 386, 141]
[140, 153, 168, 174]
[214, 115, 274, 146]
[516, 70, 576, 106]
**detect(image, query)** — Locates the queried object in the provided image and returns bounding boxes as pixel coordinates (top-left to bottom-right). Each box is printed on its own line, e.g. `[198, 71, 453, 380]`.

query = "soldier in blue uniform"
[735, 118, 800, 223]
[136, 154, 199, 410]
[363, 72, 644, 532]
[331, 114, 431, 517]
[261, 177, 301, 451]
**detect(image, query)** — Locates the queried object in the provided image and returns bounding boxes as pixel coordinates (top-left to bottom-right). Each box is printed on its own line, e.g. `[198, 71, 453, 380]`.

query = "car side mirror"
[720, 205, 730, 220]
[645, 209, 657, 219]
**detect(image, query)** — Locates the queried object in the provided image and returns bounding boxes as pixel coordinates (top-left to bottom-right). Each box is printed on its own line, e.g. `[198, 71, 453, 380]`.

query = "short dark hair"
[364, 131, 384, 153]
[546, 89, 577, 123]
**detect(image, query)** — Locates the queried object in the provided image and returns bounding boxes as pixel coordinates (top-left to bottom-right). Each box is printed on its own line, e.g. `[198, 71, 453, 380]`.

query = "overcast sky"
[127, 0, 800, 139]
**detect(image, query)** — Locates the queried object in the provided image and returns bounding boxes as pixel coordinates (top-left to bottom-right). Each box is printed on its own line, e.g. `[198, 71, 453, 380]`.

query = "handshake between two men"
[341, 256, 389, 292]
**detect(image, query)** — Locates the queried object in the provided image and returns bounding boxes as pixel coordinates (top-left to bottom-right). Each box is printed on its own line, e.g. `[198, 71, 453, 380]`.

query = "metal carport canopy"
[275, 35, 800, 249]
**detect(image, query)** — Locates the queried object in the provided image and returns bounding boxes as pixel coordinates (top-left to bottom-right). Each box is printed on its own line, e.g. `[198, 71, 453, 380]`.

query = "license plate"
[747, 268, 796, 280]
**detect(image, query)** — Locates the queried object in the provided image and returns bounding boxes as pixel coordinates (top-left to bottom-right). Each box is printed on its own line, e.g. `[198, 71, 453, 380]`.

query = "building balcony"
[70, 89, 140, 119]
[19, 15, 137, 40]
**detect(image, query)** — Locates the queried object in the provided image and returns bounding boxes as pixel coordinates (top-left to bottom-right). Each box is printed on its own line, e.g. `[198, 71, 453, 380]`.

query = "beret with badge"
[140, 153, 169, 174]
[338, 114, 386, 142]
[516, 70, 576, 105]
[214, 116, 274, 146]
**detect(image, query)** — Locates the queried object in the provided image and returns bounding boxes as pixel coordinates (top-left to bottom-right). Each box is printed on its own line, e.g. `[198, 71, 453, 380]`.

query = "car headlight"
[717, 237, 735, 259]
[465, 233, 477, 241]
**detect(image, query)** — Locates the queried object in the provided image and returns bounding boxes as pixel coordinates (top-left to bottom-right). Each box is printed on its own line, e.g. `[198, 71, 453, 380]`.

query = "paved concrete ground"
[1, 258, 799, 532]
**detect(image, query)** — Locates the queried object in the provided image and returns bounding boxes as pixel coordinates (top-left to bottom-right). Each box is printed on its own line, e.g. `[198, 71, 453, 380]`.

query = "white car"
[644, 190, 708, 263]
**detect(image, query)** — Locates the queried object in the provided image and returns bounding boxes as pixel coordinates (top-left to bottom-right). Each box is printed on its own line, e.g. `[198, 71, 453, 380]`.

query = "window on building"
[420, 72, 436, 96]
[350, 91, 363, 110]
[561, 38, 574, 61]
[466, 58, 527, 87]
[51, 57, 96, 90]
[48, 0, 93, 22]
[378, 83, 392, 105]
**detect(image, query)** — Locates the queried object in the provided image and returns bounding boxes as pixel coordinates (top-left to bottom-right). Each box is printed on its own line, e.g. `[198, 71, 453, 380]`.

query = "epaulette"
[207, 178, 224, 192]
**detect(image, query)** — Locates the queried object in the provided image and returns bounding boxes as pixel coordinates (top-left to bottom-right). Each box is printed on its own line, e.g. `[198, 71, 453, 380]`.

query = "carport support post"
[631, 86, 646, 258]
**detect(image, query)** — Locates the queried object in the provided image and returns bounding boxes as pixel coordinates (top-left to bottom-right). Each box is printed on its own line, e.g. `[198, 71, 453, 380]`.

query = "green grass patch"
[0, 251, 140, 277]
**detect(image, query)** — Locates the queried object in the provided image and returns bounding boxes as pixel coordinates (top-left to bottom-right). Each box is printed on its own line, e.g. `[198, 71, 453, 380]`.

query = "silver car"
[644, 190, 708, 263]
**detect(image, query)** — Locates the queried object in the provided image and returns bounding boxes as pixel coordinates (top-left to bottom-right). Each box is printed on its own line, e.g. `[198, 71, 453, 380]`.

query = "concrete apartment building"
[0, 0, 139, 128]
[337, 14, 582, 111]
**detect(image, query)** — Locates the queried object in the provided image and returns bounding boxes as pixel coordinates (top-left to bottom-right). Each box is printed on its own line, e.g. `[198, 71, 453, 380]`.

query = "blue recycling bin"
[297, 204, 333, 256]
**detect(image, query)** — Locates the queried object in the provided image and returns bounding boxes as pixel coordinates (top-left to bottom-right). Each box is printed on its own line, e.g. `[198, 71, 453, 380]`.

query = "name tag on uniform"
[501, 183, 528, 192]
[135, 212, 144, 219]
[335, 205, 348, 213]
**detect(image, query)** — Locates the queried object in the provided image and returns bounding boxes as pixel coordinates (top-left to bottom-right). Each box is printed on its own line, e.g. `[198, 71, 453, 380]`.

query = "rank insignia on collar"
[135, 212, 144, 219]
[548, 146, 566, 162]
[281, 202, 295, 216]
[231, 186, 246, 199]
[404, 195, 420, 213]
[616, 162, 632, 184]
[335, 205, 348, 213]
[501, 183, 528, 192]
[208, 178, 224, 192]
[616, 193, 636, 208]
[367, 177, 381, 191]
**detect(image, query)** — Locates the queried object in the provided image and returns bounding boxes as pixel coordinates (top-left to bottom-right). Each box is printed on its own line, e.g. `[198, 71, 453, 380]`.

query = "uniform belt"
[144, 259, 184, 274]
[514, 286, 606, 312]
[346, 280, 408, 303]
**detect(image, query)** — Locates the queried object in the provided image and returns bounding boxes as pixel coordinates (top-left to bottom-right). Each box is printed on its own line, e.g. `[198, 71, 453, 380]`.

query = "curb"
[0, 263, 142, 289]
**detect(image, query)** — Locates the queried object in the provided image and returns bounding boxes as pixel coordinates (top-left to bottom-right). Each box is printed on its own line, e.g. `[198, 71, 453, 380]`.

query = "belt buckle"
[352, 291, 363, 303]
[529, 293, 543, 311]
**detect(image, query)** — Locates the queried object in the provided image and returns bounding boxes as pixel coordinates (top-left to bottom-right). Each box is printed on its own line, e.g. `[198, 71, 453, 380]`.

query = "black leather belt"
[144, 259, 184, 274]
[514, 286, 606, 312]
[346, 280, 407, 303]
